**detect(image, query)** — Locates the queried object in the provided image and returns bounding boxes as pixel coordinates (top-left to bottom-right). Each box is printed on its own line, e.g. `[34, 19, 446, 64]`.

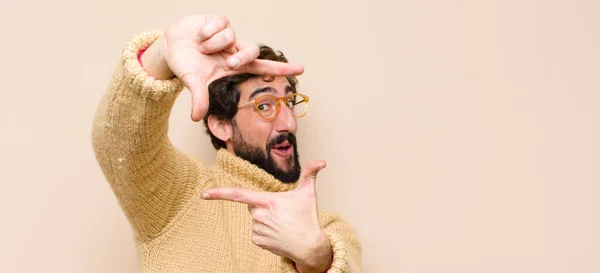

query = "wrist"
[140, 35, 175, 80]
[294, 231, 333, 273]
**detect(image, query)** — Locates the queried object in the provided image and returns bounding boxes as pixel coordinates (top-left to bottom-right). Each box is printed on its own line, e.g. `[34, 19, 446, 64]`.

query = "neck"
[216, 149, 297, 193]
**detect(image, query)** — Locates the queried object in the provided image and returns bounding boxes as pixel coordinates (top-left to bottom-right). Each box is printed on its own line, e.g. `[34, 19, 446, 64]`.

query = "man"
[92, 14, 361, 272]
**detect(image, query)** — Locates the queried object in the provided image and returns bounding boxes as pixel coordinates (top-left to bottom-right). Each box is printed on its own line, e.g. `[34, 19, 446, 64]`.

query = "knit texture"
[91, 30, 361, 273]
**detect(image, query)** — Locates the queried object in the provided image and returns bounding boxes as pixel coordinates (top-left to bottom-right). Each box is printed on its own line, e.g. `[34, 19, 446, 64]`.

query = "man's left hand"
[201, 160, 333, 273]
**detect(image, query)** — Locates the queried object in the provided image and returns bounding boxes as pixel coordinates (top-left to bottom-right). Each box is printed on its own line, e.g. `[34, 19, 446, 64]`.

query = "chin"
[283, 164, 296, 172]
[275, 160, 294, 171]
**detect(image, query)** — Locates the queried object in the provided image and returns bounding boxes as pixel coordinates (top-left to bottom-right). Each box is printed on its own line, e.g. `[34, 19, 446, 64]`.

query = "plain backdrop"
[1, 0, 599, 272]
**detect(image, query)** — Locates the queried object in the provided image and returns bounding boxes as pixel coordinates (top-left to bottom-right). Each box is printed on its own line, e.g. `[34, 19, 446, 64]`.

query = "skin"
[232, 77, 298, 171]
[141, 15, 333, 273]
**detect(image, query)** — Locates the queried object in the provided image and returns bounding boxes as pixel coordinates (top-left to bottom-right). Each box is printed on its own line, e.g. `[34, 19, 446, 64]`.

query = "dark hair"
[203, 45, 299, 150]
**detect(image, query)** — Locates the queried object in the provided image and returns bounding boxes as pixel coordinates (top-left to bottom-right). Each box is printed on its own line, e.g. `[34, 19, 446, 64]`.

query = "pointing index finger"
[201, 188, 268, 206]
[239, 59, 305, 77]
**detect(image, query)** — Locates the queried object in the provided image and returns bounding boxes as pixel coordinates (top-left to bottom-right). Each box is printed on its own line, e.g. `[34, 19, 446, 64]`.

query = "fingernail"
[228, 57, 240, 68]
[198, 45, 204, 52]
[201, 192, 210, 199]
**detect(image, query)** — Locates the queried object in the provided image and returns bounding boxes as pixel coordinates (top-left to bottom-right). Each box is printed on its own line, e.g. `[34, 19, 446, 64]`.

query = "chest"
[138, 198, 283, 273]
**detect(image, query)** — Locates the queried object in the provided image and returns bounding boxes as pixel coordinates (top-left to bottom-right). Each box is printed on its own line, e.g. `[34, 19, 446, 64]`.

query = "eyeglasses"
[237, 93, 310, 121]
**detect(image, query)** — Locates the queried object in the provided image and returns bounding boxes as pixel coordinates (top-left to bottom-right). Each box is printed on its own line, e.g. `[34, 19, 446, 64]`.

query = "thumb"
[182, 73, 208, 122]
[297, 160, 327, 190]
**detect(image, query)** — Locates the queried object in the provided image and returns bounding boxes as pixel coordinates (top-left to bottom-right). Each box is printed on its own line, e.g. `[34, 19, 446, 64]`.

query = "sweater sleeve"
[91, 30, 205, 242]
[280, 213, 363, 273]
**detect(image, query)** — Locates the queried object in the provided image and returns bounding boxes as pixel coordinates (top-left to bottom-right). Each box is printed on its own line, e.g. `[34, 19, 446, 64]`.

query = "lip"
[271, 141, 293, 157]
[273, 141, 290, 149]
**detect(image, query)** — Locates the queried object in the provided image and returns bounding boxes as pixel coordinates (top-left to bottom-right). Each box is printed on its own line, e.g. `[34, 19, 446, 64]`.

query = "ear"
[207, 115, 233, 142]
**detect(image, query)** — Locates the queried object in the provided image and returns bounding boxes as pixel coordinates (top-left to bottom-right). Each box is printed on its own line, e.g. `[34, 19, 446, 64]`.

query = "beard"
[231, 126, 301, 183]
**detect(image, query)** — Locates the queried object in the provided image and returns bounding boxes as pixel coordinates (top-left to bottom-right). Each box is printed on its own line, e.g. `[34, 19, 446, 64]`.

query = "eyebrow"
[248, 85, 296, 100]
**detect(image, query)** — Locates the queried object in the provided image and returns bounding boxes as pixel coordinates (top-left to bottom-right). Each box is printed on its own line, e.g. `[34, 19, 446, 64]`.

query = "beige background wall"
[1, 0, 598, 272]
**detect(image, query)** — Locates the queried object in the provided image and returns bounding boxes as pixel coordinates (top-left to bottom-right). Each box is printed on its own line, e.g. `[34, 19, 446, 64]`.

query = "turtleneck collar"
[215, 149, 298, 193]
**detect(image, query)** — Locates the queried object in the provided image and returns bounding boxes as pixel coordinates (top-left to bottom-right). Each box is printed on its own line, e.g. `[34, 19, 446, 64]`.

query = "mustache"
[267, 133, 297, 151]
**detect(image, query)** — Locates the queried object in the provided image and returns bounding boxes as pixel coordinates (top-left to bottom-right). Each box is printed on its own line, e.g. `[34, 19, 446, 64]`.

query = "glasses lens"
[255, 96, 278, 119]
[287, 94, 308, 117]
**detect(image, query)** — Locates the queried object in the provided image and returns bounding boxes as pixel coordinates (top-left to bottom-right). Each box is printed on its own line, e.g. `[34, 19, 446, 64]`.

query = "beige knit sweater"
[91, 30, 361, 273]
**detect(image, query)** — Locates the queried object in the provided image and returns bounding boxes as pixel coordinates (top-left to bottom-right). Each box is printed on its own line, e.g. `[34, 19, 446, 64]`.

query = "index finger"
[239, 59, 305, 77]
[201, 188, 268, 206]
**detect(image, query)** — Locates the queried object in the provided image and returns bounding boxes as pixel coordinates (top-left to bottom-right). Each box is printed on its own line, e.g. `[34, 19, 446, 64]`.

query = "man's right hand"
[141, 14, 305, 121]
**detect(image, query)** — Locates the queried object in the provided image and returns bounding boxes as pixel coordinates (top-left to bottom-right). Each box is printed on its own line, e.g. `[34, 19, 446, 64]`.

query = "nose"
[274, 101, 297, 133]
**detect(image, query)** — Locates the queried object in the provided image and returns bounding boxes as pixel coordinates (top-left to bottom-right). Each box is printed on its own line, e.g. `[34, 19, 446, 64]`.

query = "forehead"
[237, 76, 293, 101]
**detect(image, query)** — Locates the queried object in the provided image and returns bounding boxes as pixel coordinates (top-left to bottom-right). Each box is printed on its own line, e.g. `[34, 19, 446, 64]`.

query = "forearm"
[92, 30, 183, 173]
[92, 29, 200, 241]
[140, 34, 175, 80]
[281, 213, 362, 273]
[294, 232, 333, 273]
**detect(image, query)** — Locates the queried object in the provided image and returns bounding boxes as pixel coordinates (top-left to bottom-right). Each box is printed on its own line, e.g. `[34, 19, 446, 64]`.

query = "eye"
[286, 95, 303, 109]
[257, 103, 272, 112]
[286, 100, 295, 109]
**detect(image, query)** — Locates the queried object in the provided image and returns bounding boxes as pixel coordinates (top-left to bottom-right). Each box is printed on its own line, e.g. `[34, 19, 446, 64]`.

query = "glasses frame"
[237, 93, 310, 121]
